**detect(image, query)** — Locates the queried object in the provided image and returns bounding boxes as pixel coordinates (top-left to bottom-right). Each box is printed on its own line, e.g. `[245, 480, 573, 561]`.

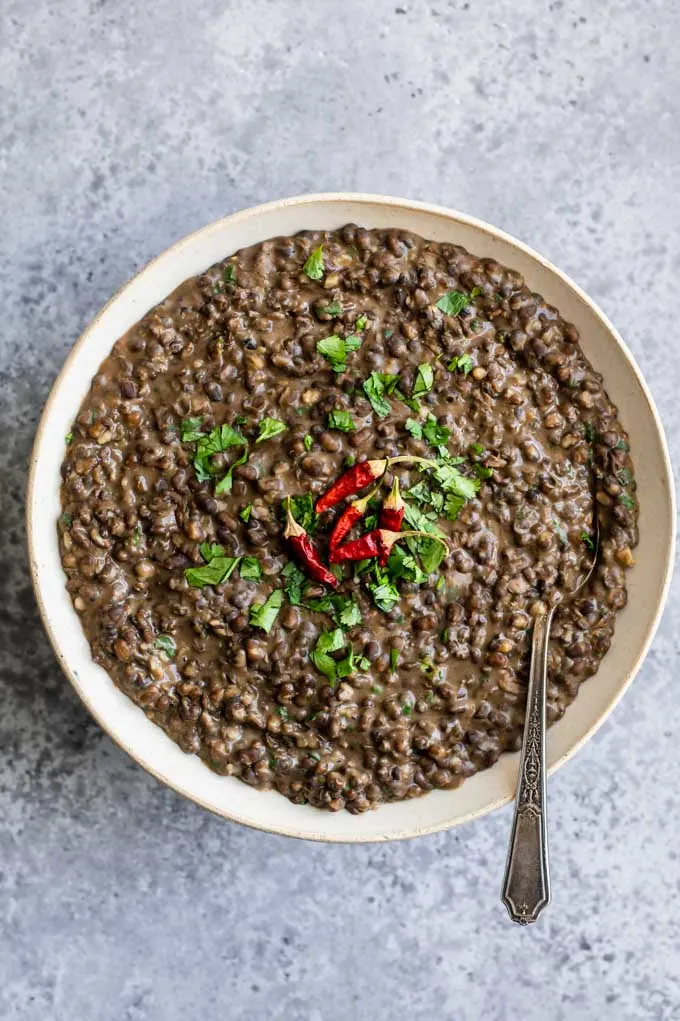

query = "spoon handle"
[501, 607, 554, 925]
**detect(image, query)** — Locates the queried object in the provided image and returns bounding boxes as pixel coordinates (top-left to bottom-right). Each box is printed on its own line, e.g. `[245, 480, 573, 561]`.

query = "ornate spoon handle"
[501, 607, 554, 925]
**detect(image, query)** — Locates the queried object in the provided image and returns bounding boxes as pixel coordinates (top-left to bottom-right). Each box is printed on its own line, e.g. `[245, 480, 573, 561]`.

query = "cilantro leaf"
[317, 333, 362, 373]
[282, 562, 307, 605]
[363, 372, 392, 418]
[65, 432, 73, 445]
[240, 556, 262, 581]
[309, 628, 346, 681]
[191, 424, 248, 488]
[402, 500, 446, 537]
[199, 542, 225, 561]
[448, 354, 473, 375]
[214, 447, 248, 495]
[355, 314, 368, 331]
[327, 409, 356, 432]
[305, 593, 362, 630]
[405, 418, 423, 440]
[436, 290, 470, 316]
[239, 504, 253, 523]
[323, 301, 343, 316]
[249, 589, 283, 633]
[154, 635, 176, 657]
[303, 434, 313, 451]
[412, 363, 434, 399]
[432, 460, 480, 501]
[368, 567, 400, 612]
[422, 415, 451, 447]
[223, 263, 236, 284]
[580, 531, 595, 551]
[185, 556, 241, 588]
[387, 545, 427, 584]
[256, 418, 286, 443]
[181, 417, 205, 442]
[390, 649, 399, 672]
[303, 245, 325, 280]
[286, 493, 317, 532]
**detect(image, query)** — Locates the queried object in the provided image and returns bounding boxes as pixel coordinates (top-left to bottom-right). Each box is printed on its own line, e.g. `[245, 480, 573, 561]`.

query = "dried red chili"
[284, 498, 338, 588]
[329, 528, 448, 567]
[315, 455, 434, 513]
[379, 477, 404, 533]
[329, 483, 381, 552]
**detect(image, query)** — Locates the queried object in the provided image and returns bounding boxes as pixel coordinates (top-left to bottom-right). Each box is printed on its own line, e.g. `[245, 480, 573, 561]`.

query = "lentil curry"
[59, 226, 637, 813]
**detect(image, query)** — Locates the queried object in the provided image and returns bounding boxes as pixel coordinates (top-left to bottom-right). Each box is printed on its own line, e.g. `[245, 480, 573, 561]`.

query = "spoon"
[501, 511, 599, 925]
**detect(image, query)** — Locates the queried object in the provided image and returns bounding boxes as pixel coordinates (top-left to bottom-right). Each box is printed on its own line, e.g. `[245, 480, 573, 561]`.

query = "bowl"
[27, 193, 675, 842]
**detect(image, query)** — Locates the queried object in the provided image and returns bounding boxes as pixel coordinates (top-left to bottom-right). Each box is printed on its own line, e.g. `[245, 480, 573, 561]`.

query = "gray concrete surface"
[2, 0, 679, 1018]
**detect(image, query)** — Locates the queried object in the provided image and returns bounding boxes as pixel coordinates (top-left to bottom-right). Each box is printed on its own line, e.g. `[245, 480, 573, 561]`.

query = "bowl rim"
[26, 191, 676, 842]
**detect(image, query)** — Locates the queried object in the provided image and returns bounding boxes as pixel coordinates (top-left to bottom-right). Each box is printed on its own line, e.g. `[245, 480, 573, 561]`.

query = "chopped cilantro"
[65, 432, 73, 445]
[199, 542, 225, 561]
[185, 556, 241, 588]
[239, 503, 253, 523]
[371, 685, 384, 695]
[323, 301, 343, 316]
[309, 628, 346, 681]
[249, 589, 283, 633]
[240, 556, 262, 581]
[423, 415, 451, 447]
[368, 568, 400, 612]
[306, 593, 362, 630]
[390, 648, 399, 672]
[470, 442, 485, 456]
[355, 314, 369, 331]
[277, 706, 289, 722]
[448, 354, 474, 375]
[619, 491, 636, 511]
[327, 410, 356, 432]
[436, 290, 470, 316]
[384, 328, 394, 339]
[61, 512, 73, 528]
[303, 245, 324, 280]
[132, 524, 142, 547]
[580, 531, 595, 551]
[256, 417, 286, 443]
[303, 434, 314, 451]
[584, 422, 595, 443]
[181, 416, 205, 442]
[286, 493, 317, 532]
[363, 372, 393, 418]
[214, 447, 248, 495]
[190, 423, 247, 489]
[401, 702, 413, 717]
[412, 363, 434, 399]
[405, 418, 423, 440]
[223, 263, 236, 284]
[154, 635, 176, 657]
[282, 562, 307, 605]
[317, 333, 362, 373]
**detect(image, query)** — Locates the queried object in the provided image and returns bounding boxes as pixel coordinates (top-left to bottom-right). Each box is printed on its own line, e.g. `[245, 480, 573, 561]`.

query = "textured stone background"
[2, 1, 679, 1018]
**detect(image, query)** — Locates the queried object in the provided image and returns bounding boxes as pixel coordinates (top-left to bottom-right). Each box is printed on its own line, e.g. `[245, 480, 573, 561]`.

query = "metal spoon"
[501, 514, 599, 925]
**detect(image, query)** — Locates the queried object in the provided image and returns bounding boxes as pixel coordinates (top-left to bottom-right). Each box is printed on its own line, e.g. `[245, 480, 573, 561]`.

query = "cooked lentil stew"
[59, 225, 638, 813]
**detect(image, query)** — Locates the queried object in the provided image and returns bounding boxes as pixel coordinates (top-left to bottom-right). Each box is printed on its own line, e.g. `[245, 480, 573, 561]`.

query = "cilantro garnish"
[306, 594, 362, 630]
[223, 263, 236, 284]
[286, 493, 317, 532]
[154, 635, 176, 657]
[412, 363, 434, 399]
[327, 410, 356, 432]
[256, 418, 286, 443]
[390, 648, 399, 672]
[436, 290, 470, 316]
[323, 301, 343, 316]
[317, 333, 362, 373]
[303, 245, 324, 280]
[447, 353, 474, 375]
[303, 434, 314, 451]
[185, 556, 241, 588]
[249, 589, 283, 633]
[355, 314, 368, 331]
[181, 417, 205, 442]
[239, 503, 253, 523]
[282, 562, 307, 605]
[363, 372, 393, 418]
[65, 432, 73, 445]
[239, 556, 262, 581]
[580, 531, 595, 551]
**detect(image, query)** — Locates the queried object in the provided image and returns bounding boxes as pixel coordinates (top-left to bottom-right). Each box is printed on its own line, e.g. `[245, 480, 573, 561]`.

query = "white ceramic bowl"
[27, 193, 675, 842]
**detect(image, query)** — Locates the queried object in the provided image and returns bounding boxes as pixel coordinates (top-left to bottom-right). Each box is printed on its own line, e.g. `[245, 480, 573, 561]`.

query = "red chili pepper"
[379, 477, 405, 533]
[329, 482, 382, 552]
[316, 455, 435, 513]
[329, 528, 448, 567]
[284, 498, 338, 588]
